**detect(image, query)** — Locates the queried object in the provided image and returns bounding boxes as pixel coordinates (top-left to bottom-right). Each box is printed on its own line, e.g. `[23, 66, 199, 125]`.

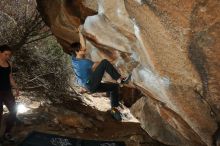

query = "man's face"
[76, 47, 87, 57]
[0, 50, 12, 61]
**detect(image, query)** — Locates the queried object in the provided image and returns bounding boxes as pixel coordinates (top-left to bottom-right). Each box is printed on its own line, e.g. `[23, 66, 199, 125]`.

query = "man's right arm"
[78, 25, 86, 49]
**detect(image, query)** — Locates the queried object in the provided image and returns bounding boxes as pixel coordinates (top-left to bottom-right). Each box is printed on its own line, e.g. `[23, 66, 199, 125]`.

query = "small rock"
[53, 118, 59, 124]
[77, 128, 84, 133]
[96, 115, 105, 122]
[129, 135, 144, 143]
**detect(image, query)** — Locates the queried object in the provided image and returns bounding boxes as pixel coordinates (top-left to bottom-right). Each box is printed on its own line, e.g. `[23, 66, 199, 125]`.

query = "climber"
[70, 29, 131, 121]
[0, 45, 19, 144]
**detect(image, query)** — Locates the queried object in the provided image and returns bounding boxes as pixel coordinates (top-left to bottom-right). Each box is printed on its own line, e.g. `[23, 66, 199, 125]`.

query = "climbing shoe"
[121, 74, 132, 84]
[110, 108, 122, 121]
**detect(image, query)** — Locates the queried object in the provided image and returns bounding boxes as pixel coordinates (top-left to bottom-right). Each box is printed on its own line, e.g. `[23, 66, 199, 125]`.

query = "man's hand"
[77, 25, 84, 33]
[14, 88, 20, 97]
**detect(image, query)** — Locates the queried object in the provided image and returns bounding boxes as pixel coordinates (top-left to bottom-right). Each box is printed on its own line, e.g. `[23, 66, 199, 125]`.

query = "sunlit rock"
[37, 0, 220, 145]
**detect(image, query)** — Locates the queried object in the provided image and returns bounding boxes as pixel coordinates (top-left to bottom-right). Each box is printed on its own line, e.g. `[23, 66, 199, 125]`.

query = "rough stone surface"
[4, 95, 165, 146]
[36, 0, 220, 146]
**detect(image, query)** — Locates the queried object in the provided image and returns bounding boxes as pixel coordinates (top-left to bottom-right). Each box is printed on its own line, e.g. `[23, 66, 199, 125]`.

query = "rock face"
[36, 0, 220, 146]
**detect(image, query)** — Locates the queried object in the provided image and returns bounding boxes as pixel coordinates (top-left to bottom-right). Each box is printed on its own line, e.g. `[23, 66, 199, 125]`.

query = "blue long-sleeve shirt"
[72, 56, 94, 87]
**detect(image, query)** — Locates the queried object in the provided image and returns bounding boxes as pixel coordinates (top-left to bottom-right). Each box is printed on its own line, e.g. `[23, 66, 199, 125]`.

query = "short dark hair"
[0, 45, 12, 53]
[70, 42, 81, 56]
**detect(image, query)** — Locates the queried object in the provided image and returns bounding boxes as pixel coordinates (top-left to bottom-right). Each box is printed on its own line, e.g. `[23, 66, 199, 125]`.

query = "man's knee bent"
[101, 59, 110, 65]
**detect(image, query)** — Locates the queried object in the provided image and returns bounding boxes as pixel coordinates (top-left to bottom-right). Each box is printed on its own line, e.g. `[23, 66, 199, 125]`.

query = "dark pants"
[87, 59, 121, 108]
[0, 90, 16, 134]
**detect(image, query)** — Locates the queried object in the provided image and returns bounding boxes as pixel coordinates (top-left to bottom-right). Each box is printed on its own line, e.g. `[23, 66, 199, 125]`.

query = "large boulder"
[36, 0, 220, 146]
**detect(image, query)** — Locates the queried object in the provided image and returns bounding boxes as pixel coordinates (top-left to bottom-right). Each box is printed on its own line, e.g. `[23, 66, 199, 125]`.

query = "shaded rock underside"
[36, 0, 220, 146]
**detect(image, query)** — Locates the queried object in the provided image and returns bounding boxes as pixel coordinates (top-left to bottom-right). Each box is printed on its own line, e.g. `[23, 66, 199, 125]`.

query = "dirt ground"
[1, 93, 168, 146]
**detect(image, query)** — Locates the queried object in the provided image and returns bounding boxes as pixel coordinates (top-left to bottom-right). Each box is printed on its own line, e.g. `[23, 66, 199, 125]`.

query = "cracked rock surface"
[36, 0, 220, 145]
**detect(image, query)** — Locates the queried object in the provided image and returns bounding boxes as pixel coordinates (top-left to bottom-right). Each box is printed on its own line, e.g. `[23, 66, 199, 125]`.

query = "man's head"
[0, 45, 12, 61]
[0, 45, 12, 52]
[70, 42, 86, 57]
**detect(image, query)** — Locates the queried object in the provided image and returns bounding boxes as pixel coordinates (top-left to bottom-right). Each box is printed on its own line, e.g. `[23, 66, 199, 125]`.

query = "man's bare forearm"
[10, 74, 18, 89]
[92, 62, 100, 71]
